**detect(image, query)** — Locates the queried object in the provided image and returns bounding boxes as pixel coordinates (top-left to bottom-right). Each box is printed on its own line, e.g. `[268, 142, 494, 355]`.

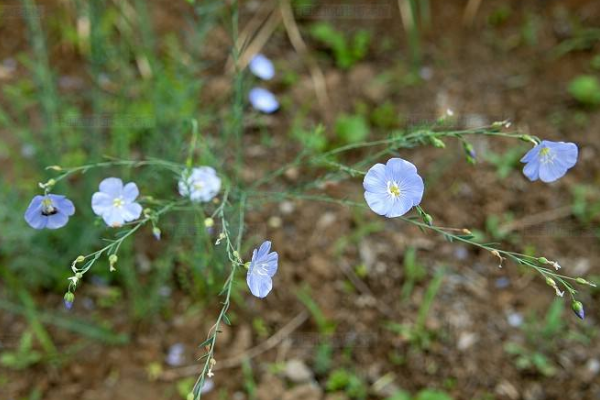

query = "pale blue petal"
[539, 162, 567, 183]
[249, 54, 275, 80]
[122, 182, 139, 202]
[385, 158, 417, 181]
[256, 241, 272, 259]
[258, 254, 278, 277]
[400, 174, 424, 206]
[247, 274, 273, 298]
[364, 191, 393, 216]
[121, 202, 142, 222]
[46, 212, 69, 229]
[520, 144, 542, 163]
[363, 163, 388, 194]
[249, 88, 279, 114]
[551, 142, 578, 169]
[522, 161, 540, 181]
[52, 196, 75, 216]
[521, 140, 578, 182]
[102, 208, 126, 227]
[24, 196, 46, 229]
[91, 192, 113, 216]
[180, 167, 222, 203]
[99, 177, 123, 196]
[385, 197, 414, 218]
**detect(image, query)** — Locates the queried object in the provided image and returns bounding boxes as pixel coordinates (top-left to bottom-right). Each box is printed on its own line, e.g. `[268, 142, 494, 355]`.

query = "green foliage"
[371, 102, 399, 129]
[176, 377, 197, 399]
[0, 331, 42, 370]
[386, 391, 412, 400]
[401, 247, 427, 300]
[484, 212, 515, 242]
[309, 22, 371, 69]
[568, 75, 600, 107]
[313, 342, 334, 375]
[415, 390, 453, 400]
[484, 147, 524, 179]
[503, 299, 595, 377]
[335, 114, 370, 144]
[291, 122, 328, 153]
[521, 14, 540, 47]
[386, 389, 453, 400]
[386, 268, 445, 350]
[591, 54, 600, 70]
[325, 369, 368, 400]
[296, 287, 337, 335]
[571, 184, 600, 226]
[503, 342, 556, 377]
[488, 6, 511, 26]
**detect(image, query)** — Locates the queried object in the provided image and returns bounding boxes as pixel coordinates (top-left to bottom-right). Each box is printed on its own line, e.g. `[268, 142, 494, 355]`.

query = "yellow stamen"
[113, 197, 124, 208]
[389, 183, 401, 198]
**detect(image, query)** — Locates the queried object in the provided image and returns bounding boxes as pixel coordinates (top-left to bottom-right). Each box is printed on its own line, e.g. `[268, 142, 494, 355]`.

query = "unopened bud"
[48, 165, 62, 171]
[204, 218, 214, 228]
[520, 134, 537, 144]
[152, 227, 161, 241]
[576, 277, 596, 287]
[571, 300, 585, 320]
[423, 213, 433, 226]
[64, 292, 75, 310]
[431, 137, 446, 148]
[538, 257, 549, 264]
[75, 255, 85, 263]
[109, 254, 118, 271]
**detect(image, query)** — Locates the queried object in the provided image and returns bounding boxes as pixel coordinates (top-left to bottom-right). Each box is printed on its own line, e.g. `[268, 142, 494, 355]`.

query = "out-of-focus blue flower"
[178, 167, 221, 203]
[24, 194, 75, 229]
[249, 54, 275, 80]
[249, 87, 279, 114]
[247, 241, 278, 298]
[92, 177, 142, 227]
[363, 158, 425, 218]
[521, 140, 578, 183]
[166, 343, 185, 367]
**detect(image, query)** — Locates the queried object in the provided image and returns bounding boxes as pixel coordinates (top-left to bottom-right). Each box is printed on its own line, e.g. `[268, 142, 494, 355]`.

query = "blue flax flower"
[178, 167, 221, 203]
[363, 158, 424, 218]
[249, 54, 275, 80]
[247, 241, 278, 298]
[521, 140, 578, 183]
[24, 194, 75, 229]
[249, 87, 279, 114]
[91, 177, 142, 227]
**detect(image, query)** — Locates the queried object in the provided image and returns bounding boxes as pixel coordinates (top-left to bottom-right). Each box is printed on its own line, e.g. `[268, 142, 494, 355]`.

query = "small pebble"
[285, 359, 313, 383]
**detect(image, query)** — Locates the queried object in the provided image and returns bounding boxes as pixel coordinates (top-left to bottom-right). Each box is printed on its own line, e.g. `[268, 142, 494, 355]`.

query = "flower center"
[193, 181, 205, 191]
[41, 198, 57, 216]
[538, 147, 555, 164]
[388, 181, 402, 198]
[113, 197, 124, 208]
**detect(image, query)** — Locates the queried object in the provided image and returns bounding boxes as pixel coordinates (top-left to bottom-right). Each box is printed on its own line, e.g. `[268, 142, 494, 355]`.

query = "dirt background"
[1, 0, 600, 399]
